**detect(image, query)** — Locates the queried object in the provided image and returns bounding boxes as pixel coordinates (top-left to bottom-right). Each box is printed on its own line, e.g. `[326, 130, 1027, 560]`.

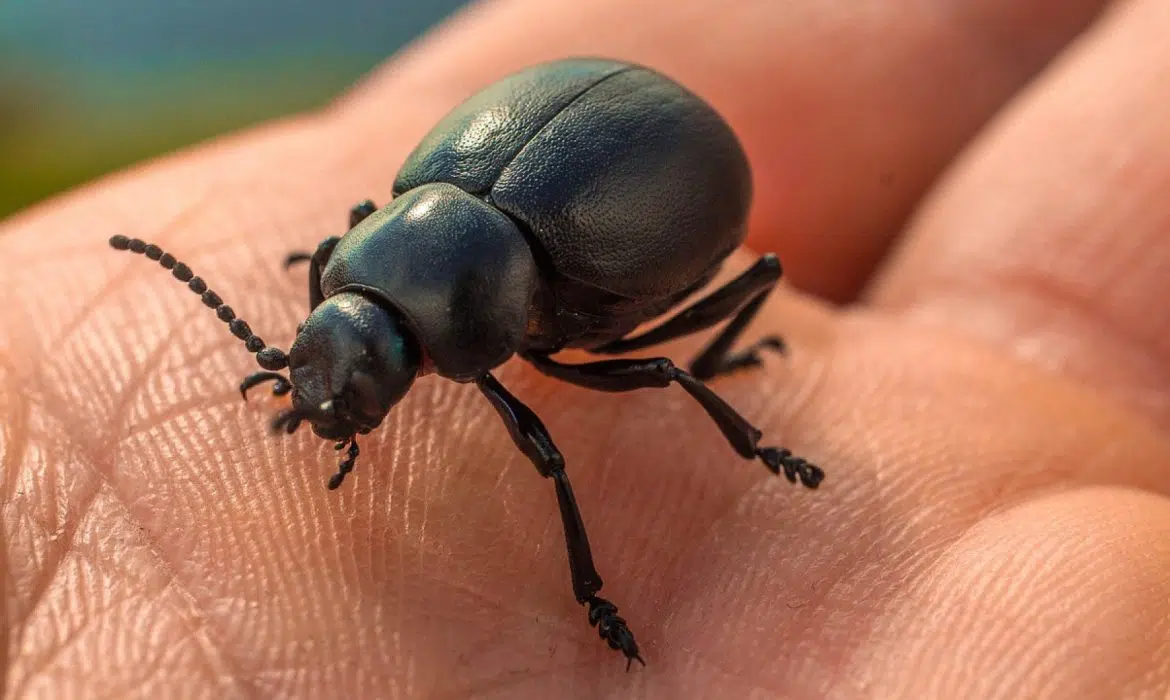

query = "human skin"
[5, 0, 1170, 697]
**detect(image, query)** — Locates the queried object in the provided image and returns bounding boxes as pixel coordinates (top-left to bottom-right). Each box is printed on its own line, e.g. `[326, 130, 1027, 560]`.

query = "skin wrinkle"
[0, 530, 8, 697]
[0, 360, 30, 506]
[20, 584, 167, 689]
[9, 469, 103, 656]
[8, 488, 234, 698]
[9, 402, 117, 635]
[35, 466, 253, 699]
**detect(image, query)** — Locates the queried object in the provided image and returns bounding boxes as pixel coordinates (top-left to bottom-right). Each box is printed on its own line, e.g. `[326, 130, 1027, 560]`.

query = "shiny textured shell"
[320, 184, 538, 381]
[392, 58, 753, 303]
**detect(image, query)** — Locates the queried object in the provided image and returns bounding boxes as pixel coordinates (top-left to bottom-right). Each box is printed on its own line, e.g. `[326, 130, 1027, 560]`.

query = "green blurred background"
[0, 0, 470, 219]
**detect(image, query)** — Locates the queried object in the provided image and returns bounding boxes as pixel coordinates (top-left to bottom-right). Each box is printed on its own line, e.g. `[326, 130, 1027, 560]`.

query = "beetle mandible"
[110, 57, 824, 667]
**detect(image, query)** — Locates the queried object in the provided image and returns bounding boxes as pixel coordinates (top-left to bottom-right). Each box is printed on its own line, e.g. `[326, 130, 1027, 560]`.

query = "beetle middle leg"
[523, 352, 824, 489]
[592, 254, 786, 380]
[476, 372, 644, 669]
[284, 199, 378, 309]
[284, 236, 339, 311]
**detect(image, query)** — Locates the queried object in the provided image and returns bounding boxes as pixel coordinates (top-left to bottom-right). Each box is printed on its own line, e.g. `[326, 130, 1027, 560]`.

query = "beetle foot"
[722, 339, 782, 371]
[692, 335, 786, 380]
[585, 596, 644, 670]
[240, 371, 292, 400]
[757, 447, 823, 489]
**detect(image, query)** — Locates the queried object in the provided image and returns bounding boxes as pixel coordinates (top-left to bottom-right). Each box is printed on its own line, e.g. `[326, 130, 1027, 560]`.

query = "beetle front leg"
[523, 352, 824, 488]
[475, 372, 644, 669]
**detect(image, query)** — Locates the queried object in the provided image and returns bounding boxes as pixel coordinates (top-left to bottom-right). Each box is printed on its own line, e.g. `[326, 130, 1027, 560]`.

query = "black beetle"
[109, 57, 823, 667]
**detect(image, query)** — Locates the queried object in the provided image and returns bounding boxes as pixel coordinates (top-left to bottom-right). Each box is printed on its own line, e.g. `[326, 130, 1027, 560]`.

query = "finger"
[868, 0, 1170, 429]
[330, 0, 1111, 302]
[863, 488, 1170, 698]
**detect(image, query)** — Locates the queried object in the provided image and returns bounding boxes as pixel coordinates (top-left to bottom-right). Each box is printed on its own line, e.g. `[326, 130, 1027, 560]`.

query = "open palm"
[5, 1, 1170, 698]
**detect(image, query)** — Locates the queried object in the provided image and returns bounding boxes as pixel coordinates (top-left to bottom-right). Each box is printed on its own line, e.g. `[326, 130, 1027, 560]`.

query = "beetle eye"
[345, 371, 383, 418]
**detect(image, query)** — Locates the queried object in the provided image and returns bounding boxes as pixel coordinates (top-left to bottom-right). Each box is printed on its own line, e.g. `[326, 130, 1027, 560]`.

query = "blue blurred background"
[0, 0, 470, 218]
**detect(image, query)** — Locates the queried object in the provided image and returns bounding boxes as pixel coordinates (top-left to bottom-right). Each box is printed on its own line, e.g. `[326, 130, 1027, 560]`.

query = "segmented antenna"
[109, 235, 289, 371]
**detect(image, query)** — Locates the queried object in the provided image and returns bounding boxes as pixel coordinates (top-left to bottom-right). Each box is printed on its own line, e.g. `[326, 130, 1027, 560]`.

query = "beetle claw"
[586, 596, 644, 669]
[240, 371, 292, 401]
[757, 447, 824, 489]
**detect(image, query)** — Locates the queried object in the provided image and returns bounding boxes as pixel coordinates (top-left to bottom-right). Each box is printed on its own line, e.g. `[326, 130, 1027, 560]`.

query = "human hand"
[6, 0, 1170, 697]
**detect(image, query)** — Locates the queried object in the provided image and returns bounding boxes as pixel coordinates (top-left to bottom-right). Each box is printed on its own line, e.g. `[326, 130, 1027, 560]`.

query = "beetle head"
[108, 235, 423, 490]
[283, 292, 421, 441]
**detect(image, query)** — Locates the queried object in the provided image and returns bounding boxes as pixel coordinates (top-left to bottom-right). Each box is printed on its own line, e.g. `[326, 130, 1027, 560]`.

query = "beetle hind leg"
[592, 254, 786, 380]
[476, 373, 644, 668]
[688, 293, 786, 381]
[706, 335, 786, 373]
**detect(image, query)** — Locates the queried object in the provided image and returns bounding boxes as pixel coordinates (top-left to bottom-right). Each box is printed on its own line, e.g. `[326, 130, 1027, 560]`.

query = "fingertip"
[865, 486, 1170, 698]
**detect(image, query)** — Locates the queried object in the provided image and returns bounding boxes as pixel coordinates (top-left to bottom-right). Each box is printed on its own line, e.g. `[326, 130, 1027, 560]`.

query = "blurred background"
[0, 0, 470, 219]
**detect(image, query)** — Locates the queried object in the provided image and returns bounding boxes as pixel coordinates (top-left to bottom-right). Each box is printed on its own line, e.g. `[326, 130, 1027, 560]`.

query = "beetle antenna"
[109, 235, 289, 371]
